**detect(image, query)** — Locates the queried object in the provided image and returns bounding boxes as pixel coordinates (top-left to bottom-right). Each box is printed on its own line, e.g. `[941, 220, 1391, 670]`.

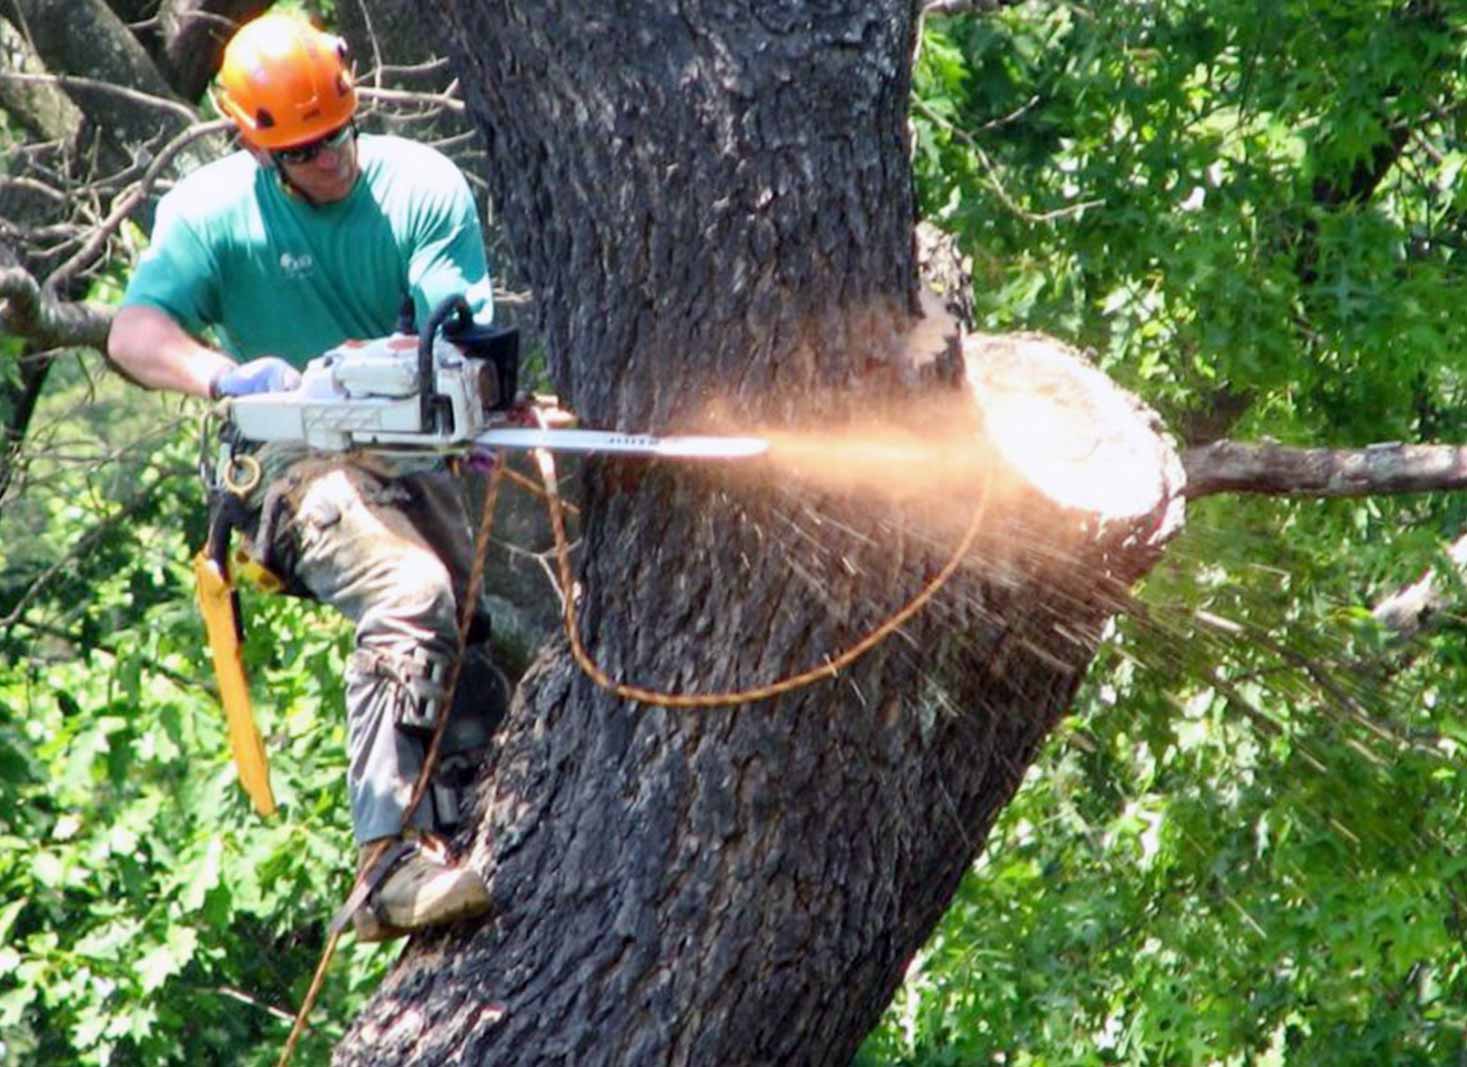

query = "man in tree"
[106, 10, 500, 942]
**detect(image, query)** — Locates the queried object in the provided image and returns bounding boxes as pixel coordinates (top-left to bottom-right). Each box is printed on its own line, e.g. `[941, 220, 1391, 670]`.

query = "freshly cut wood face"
[965, 332, 1184, 527]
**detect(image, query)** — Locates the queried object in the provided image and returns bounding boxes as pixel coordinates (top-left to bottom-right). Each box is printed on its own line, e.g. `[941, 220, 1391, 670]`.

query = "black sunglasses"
[274, 123, 356, 166]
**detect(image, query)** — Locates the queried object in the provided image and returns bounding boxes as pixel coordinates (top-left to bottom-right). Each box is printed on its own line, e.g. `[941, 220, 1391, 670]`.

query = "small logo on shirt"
[279, 251, 315, 279]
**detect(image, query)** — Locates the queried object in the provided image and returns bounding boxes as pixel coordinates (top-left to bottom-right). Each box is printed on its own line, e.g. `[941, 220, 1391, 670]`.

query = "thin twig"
[359, 85, 465, 113]
[372, 58, 452, 79]
[217, 986, 298, 1026]
[46, 119, 232, 293]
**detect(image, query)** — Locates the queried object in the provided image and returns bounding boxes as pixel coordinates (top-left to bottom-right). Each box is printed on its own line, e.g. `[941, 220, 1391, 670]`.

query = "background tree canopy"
[1, 1, 1465, 1065]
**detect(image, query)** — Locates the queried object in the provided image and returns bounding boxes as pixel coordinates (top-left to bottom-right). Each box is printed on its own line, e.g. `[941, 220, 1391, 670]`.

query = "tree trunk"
[3, 0, 191, 154]
[154, 0, 274, 102]
[337, 3, 1183, 1064]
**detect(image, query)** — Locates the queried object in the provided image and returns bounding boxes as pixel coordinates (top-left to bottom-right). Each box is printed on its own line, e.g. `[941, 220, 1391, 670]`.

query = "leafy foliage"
[0, 358, 391, 1067]
[860, 1, 1467, 1064]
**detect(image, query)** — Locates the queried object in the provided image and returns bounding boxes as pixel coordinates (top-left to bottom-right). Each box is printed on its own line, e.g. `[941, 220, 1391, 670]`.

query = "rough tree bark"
[336, 3, 1182, 1064]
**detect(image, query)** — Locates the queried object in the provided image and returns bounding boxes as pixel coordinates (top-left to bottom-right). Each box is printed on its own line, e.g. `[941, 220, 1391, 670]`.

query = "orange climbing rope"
[277, 429, 991, 1063]
[529, 407, 994, 708]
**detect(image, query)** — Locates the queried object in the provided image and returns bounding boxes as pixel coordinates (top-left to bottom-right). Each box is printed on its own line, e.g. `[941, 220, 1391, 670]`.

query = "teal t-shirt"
[122, 133, 493, 366]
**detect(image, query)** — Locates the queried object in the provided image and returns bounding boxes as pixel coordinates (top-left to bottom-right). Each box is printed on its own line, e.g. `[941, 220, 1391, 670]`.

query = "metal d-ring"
[222, 453, 262, 496]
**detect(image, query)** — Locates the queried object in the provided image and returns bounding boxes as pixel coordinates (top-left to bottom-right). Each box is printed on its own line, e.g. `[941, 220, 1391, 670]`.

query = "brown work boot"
[352, 832, 490, 943]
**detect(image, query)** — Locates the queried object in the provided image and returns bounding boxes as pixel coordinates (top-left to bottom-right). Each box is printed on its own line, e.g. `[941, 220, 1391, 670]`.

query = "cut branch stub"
[964, 331, 1186, 575]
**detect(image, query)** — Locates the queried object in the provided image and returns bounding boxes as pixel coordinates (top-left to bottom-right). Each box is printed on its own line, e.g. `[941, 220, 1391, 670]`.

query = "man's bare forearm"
[107, 304, 235, 398]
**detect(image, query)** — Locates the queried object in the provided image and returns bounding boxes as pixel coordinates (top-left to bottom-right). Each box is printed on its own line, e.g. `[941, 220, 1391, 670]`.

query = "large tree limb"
[0, 69, 198, 125]
[1182, 440, 1467, 499]
[154, 0, 273, 102]
[2, 0, 196, 152]
[0, 17, 80, 141]
[0, 263, 113, 351]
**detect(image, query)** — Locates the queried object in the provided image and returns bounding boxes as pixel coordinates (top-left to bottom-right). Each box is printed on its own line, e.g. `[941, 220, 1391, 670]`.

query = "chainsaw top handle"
[418, 293, 521, 428]
[419, 294, 476, 429]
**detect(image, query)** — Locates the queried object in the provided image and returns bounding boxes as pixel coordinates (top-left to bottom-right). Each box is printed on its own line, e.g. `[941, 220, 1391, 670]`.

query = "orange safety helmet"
[216, 13, 357, 150]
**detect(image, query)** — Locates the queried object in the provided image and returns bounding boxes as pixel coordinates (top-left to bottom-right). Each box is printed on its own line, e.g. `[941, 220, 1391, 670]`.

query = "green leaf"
[136, 926, 198, 994]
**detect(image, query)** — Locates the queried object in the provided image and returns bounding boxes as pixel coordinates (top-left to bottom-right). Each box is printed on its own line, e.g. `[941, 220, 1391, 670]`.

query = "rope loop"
[276, 433, 989, 1064]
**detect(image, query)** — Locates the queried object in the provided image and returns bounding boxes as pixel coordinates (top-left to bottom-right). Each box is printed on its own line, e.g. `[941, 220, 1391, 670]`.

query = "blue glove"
[210, 357, 302, 399]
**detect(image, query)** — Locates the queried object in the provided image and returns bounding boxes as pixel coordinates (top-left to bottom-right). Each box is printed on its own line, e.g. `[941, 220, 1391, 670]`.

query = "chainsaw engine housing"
[227, 327, 516, 453]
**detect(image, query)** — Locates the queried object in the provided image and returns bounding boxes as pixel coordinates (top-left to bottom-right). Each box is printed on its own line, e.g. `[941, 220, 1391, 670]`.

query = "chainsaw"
[197, 295, 768, 818]
[221, 294, 769, 462]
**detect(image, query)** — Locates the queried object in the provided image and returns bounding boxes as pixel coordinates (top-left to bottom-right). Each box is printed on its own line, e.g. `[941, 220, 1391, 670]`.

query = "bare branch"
[1182, 440, 1467, 499]
[2, 0, 195, 158]
[373, 58, 453, 79]
[359, 85, 466, 113]
[0, 70, 199, 125]
[45, 118, 233, 292]
[0, 175, 68, 204]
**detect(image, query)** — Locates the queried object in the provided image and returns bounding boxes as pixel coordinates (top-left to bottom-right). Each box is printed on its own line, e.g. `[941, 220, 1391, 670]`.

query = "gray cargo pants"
[258, 455, 493, 844]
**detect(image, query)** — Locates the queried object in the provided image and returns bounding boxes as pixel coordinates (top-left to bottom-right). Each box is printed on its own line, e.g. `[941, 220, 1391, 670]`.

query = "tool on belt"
[197, 294, 769, 813]
[194, 491, 277, 817]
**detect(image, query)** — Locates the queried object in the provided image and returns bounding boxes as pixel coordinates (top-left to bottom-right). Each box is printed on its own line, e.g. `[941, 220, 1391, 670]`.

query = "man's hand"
[210, 357, 303, 399]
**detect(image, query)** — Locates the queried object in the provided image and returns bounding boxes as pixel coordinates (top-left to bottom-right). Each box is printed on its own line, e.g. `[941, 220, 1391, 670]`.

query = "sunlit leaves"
[865, 1, 1467, 1064]
[0, 356, 383, 1066]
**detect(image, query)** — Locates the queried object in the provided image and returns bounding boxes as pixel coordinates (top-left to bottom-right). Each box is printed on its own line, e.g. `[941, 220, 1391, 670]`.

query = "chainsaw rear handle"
[419, 294, 521, 429]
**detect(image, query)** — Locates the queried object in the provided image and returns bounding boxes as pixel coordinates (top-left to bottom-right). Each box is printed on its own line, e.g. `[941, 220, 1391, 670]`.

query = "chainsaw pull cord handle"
[418, 293, 475, 429]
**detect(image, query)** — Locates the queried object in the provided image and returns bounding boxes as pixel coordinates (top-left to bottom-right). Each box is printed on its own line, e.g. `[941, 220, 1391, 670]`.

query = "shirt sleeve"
[405, 162, 494, 328]
[120, 195, 221, 337]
